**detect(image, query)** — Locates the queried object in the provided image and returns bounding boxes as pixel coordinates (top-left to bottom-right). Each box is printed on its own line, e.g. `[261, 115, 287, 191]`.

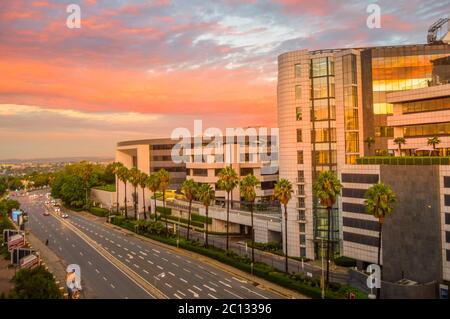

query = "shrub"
[191, 213, 212, 224]
[161, 214, 204, 229]
[9, 265, 62, 299]
[89, 207, 109, 217]
[156, 206, 171, 215]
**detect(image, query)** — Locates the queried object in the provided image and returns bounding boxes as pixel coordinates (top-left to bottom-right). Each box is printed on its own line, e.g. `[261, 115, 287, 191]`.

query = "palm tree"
[274, 178, 293, 273]
[217, 166, 239, 250]
[427, 136, 441, 152]
[364, 182, 396, 299]
[111, 162, 124, 215]
[393, 137, 406, 157]
[146, 173, 160, 221]
[75, 162, 94, 209]
[157, 169, 170, 234]
[139, 171, 149, 220]
[313, 170, 342, 288]
[128, 167, 141, 220]
[198, 184, 215, 248]
[181, 179, 198, 241]
[364, 137, 375, 155]
[117, 166, 130, 218]
[240, 174, 260, 266]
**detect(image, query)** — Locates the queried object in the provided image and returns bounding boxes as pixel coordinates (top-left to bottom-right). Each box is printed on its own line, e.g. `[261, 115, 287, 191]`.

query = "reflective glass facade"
[401, 96, 450, 114]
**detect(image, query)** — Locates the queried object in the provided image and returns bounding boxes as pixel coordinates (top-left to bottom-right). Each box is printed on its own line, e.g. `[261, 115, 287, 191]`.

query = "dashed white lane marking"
[203, 284, 216, 292]
[219, 280, 232, 288]
[125, 259, 131, 263]
[110, 284, 115, 289]
[157, 265, 164, 270]
[59, 247, 62, 251]
[71, 244, 75, 248]
[208, 293, 218, 299]
[179, 278, 188, 283]
[152, 249, 160, 253]
[162, 257, 168, 262]
[171, 262, 179, 267]
[188, 289, 199, 298]
[165, 283, 172, 288]
[168, 272, 175, 277]
[195, 274, 204, 280]
[147, 260, 154, 265]
[133, 264, 140, 269]
[224, 289, 243, 299]
[79, 252, 83, 256]
[138, 256, 144, 260]
[176, 290, 186, 297]
[225, 278, 232, 283]
[174, 293, 182, 299]
[143, 270, 149, 274]
[118, 255, 123, 258]
[130, 251, 136, 255]
[209, 281, 218, 287]
[103, 276, 108, 281]
[183, 268, 191, 273]
[88, 261, 92, 266]
[95, 269, 100, 274]
[193, 285, 202, 292]
[210, 271, 217, 276]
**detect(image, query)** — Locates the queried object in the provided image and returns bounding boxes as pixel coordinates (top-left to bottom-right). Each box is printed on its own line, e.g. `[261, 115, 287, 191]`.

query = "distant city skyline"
[1, 0, 448, 159]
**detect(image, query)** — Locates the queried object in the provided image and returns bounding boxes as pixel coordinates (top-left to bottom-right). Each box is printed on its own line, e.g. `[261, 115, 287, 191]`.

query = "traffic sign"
[19, 254, 39, 270]
[8, 233, 25, 251]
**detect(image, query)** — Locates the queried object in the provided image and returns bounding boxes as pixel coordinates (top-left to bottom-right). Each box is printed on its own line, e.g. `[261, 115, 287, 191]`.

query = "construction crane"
[427, 17, 449, 44]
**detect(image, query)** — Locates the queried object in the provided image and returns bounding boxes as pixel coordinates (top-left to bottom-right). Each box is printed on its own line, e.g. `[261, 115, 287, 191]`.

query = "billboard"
[11, 248, 38, 265]
[19, 254, 39, 270]
[8, 233, 25, 251]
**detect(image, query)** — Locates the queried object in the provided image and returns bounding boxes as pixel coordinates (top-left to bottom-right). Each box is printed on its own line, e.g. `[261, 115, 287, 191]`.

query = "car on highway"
[55, 207, 61, 213]
[61, 213, 69, 218]
[43, 211, 50, 216]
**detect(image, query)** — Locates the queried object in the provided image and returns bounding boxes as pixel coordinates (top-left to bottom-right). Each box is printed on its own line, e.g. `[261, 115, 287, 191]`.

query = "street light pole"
[321, 238, 325, 299]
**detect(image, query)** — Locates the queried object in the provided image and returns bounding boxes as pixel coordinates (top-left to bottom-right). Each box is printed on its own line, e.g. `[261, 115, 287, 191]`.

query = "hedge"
[191, 213, 212, 224]
[89, 207, 109, 217]
[156, 206, 172, 215]
[334, 256, 357, 267]
[161, 214, 204, 229]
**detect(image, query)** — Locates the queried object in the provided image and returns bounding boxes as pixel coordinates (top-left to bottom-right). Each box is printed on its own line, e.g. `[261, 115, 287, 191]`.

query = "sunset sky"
[0, 0, 448, 159]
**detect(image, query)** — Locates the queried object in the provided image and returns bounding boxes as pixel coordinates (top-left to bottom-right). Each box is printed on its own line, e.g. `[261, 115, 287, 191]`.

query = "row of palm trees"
[110, 162, 170, 227]
[364, 136, 441, 155]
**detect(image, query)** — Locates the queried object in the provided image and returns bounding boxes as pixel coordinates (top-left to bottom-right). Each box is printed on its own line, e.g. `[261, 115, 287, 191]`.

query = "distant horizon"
[0, 155, 114, 164]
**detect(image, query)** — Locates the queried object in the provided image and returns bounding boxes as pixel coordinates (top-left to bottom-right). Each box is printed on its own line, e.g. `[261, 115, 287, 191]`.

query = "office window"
[296, 129, 303, 142]
[445, 195, 450, 207]
[312, 128, 336, 143]
[297, 170, 304, 182]
[295, 85, 302, 99]
[296, 107, 302, 121]
[192, 169, 208, 177]
[300, 247, 306, 257]
[447, 250, 450, 262]
[297, 151, 304, 164]
[295, 64, 301, 78]
[299, 223, 306, 233]
[343, 217, 379, 231]
[298, 184, 305, 195]
[299, 235, 306, 245]
[342, 188, 367, 199]
[298, 198, 305, 208]
[446, 231, 450, 243]
[341, 173, 379, 184]
[444, 177, 450, 188]
[342, 202, 366, 214]
[343, 232, 378, 247]
[240, 168, 253, 176]
[446, 213, 450, 225]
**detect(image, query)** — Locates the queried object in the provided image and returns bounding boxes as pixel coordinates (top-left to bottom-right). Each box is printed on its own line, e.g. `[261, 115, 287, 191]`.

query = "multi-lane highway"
[19, 191, 283, 299]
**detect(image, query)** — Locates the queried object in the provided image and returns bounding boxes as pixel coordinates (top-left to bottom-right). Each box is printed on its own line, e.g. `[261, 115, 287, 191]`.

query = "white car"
[61, 213, 69, 218]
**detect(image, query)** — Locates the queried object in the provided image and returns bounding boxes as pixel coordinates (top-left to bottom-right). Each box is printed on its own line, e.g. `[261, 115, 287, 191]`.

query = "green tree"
[393, 137, 406, 156]
[0, 199, 20, 215]
[313, 170, 342, 288]
[60, 175, 85, 208]
[157, 169, 170, 234]
[9, 266, 61, 299]
[128, 167, 142, 220]
[240, 174, 260, 266]
[139, 171, 149, 220]
[274, 178, 294, 273]
[364, 182, 396, 299]
[364, 137, 375, 155]
[146, 173, 160, 222]
[198, 184, 215, 248]
[181, 179, 198, 240]
[73, 161, 96, 209]
[427, 136, 441, 152]
[111, 162, 124, 215]
[117, 166, 130, 218]
[217, 166, 239, 250]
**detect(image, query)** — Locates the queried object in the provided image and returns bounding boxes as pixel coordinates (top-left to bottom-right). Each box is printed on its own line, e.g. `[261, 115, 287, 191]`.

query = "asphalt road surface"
[18, 191, 283, 299]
